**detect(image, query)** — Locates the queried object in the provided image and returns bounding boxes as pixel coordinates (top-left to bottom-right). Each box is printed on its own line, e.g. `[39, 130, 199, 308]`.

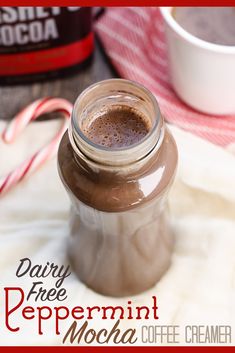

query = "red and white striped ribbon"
[0, 97, 72, 195]
[95, 7, 235, 147]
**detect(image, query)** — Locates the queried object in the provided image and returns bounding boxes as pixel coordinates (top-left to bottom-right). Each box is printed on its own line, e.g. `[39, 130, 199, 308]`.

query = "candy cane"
[0, 97, 73, 195]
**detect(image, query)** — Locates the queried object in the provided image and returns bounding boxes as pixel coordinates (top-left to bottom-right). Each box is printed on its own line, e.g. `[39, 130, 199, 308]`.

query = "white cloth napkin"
[0, 120, 235, 346]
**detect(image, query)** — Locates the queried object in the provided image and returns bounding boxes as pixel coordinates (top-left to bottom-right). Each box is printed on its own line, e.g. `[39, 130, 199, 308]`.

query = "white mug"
[160, 7, 235, 115]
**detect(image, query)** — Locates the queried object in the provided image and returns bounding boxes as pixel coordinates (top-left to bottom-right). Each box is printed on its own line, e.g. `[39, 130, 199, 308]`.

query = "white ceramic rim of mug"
[160, 7, 235, 54]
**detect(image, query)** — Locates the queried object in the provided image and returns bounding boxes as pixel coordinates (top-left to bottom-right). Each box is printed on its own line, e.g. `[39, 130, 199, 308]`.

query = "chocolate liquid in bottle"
[58, 79, 178, 297]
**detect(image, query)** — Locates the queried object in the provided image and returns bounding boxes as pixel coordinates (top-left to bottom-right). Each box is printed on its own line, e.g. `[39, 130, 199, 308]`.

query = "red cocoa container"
[0, 7, 93, 85]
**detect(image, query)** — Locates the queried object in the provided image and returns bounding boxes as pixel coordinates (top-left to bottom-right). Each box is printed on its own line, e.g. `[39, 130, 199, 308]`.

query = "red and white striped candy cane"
[0, 97, 73, 195]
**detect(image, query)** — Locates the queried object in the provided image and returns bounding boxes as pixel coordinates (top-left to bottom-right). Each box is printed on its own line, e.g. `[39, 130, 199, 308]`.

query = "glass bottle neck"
[68, 79, 165, 169]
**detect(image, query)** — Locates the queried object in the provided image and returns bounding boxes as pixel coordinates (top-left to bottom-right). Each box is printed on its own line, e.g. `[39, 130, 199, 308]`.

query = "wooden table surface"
[0, 40, 116, 121]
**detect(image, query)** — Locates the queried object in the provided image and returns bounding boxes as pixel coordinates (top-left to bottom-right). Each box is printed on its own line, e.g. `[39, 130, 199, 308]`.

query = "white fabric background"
[0, 120, 235, 346]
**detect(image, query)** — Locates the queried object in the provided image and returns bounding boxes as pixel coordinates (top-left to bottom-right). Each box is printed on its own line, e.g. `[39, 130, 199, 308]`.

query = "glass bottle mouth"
[69, 79, 164, 167]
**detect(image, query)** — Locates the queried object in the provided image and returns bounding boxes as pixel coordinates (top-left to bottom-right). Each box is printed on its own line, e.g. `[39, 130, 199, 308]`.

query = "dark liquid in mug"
[173, 7, 235, 46]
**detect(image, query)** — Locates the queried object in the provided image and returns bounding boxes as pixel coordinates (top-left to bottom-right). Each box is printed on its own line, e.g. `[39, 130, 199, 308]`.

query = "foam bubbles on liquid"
[82, 105, 151, 148]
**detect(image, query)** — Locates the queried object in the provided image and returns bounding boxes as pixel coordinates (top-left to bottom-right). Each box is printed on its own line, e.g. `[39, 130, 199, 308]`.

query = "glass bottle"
[58, 79, 178, 297]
